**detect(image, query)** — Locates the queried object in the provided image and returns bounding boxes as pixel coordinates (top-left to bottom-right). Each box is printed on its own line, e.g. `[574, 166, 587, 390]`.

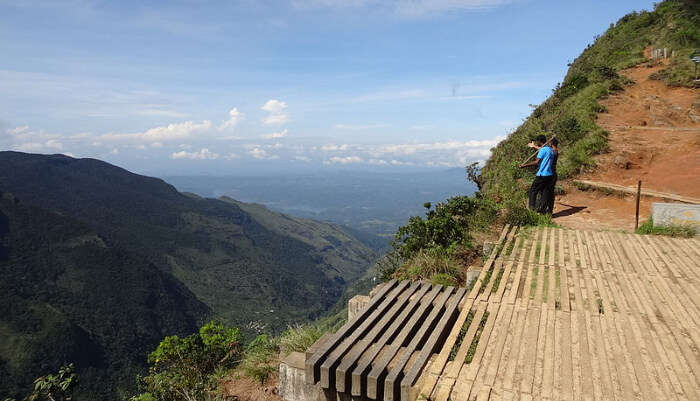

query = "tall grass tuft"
[636, 218, 696, 238]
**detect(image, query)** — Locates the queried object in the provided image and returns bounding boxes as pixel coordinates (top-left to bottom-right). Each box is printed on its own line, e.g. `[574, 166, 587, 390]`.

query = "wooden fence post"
[635, 180, 642, 230]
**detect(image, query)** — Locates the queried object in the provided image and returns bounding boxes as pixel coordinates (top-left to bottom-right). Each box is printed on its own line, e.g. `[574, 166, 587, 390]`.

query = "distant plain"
[165, 168, 476, 238]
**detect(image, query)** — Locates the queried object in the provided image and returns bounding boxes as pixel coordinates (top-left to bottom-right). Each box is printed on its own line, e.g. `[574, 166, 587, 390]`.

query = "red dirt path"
[553, 49, 700, 231]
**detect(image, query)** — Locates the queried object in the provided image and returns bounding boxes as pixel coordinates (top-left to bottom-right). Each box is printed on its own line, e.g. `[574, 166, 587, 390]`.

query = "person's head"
[535, 134, 547, 145]
[551, 138, 559, 147]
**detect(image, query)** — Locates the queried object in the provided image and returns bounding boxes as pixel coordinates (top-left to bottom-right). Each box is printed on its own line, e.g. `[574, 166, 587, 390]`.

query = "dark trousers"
[545, 175, 558, 214]
[529, 175, 554, 214]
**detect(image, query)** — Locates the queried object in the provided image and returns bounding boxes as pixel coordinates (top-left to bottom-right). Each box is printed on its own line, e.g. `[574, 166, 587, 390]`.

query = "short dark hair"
[535, 134, 547, 144]
[551, 138, 559, 146]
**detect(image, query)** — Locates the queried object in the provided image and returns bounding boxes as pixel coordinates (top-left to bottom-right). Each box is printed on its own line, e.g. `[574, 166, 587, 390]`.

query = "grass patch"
[465, 312, 490, 364]
[279, 323, 326, 356]
[636, 218, 696, 238]
[237, 334, 279, 384]
[478, 268, 494, 294]
[504, 239, 516, 257]
[466, 274, 479, 292]
[555, 268, 562, 310]
[530, 267, 539, 298]
[448, 311, 475, 361]
[395, 247, 462, 284]
[491, 268, 505, 293]
[504, 205, 558, 227]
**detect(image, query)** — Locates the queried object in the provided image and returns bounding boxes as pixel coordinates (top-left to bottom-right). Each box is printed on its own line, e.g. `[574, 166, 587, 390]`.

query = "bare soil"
[554, 48, 700, 231]
[222, 374, 284, 401]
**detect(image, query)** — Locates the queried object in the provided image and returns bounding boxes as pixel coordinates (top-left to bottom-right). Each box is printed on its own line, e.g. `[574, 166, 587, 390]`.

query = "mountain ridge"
[0, 151, 377, 400]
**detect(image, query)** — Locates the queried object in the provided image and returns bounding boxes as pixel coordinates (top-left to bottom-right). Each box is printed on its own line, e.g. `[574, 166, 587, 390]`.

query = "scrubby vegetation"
[125, 312, 350, 401]
[131, 322, 243, 401]
[3, 364, 79, 401]
[636, 218, 697, 237]
[378, 197, 496, 284]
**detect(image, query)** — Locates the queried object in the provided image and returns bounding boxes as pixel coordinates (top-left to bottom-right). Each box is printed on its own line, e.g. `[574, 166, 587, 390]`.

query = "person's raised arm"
[519, 158, 540, 168]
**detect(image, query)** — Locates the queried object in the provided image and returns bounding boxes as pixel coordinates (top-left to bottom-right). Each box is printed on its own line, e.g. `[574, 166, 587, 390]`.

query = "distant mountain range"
[0, 151, 378, 400]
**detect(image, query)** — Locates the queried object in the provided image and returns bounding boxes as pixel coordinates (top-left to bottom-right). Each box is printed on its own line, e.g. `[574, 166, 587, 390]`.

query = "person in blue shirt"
[546, 138, 559, 214]
[519, 134, 556, 213]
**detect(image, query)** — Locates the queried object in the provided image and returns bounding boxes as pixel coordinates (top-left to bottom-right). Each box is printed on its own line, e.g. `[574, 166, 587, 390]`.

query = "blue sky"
[1, 0, 657, 175]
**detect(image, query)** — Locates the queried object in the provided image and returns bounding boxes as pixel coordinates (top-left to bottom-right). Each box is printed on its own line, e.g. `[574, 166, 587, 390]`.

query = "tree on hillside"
[131, 321, 242, 401]
[3, 364, 79, 401]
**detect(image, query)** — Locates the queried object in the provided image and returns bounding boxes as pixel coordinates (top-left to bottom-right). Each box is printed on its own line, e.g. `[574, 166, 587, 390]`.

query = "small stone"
[613, 155, 631, 169]
[689, 110, 700, 123]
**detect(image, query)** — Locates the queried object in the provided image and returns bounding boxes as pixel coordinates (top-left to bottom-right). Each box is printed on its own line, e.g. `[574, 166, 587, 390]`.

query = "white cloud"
[307, 136, 504, 167]
[295, 155, 311, 162]
[326, 156, 363, 164]
[248, 147, 279, 160]
[13, 139, 63, 152]
[368, 138, 502, 157]
[226, 153, 240, 160]
[261, 99, 287, 114]
[170, 148, 220, 160]
[320, 144, 349, 152]
[219, 107, 244, 130]
[100, 120, 213, 143]
[261, 129, 288, 139]
[150, 142, 163, 148]
[262, 113, 290, 125]
[8, 125, 29, 135]
[14, 143, 44, 152]
[261, 99, 289, 125]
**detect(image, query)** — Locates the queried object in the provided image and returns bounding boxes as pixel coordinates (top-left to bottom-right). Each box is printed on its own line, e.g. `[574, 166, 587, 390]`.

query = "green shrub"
[238, 335, 279, 384]
[134, 321, 242, 401]
[636, 218, 696, 237]
[393, 196, 498, 261]
[8, 364, 79, 401]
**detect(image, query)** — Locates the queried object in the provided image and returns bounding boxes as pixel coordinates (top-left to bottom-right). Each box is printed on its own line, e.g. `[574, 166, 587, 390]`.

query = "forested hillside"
[0, 151, 377, 400]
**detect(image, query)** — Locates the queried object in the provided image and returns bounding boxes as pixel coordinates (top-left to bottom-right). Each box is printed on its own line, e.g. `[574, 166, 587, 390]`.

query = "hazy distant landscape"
[165, 168, 476, 238]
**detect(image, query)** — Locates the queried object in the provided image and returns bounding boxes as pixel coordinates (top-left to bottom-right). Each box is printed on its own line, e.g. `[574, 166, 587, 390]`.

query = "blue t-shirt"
[536, 146, 555, 177]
